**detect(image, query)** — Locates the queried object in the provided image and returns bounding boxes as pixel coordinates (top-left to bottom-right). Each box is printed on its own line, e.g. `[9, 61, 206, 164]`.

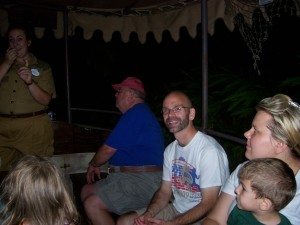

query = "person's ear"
[27, 40, 32, 47]
[189, 107, 196, 120]
[260, 198, 273, 211]
[274, 140, 288, 154]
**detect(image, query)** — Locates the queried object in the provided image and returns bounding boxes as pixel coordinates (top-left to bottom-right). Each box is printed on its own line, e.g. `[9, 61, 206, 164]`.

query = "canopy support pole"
[201, 0, 208, 132]
[63, 10, 72, 124]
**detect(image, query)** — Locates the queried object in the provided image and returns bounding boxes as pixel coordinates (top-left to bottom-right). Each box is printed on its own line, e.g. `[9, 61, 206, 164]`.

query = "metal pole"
[201, 0, 208, 132]
[63, 10, 72, 124]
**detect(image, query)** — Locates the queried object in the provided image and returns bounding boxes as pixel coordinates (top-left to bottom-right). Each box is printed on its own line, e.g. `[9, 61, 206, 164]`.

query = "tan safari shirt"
[0, 53, 56, 114]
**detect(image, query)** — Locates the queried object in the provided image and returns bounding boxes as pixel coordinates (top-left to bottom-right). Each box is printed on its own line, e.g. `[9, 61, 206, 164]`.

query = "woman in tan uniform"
[0, 24, 56, 171]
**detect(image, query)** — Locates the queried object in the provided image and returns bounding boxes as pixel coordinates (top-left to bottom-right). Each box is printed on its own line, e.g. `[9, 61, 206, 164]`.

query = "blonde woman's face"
[243, 110, 278, 160]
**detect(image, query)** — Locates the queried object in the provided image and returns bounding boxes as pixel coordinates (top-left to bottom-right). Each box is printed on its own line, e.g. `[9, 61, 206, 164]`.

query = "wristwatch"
[88, 161, 98, 168]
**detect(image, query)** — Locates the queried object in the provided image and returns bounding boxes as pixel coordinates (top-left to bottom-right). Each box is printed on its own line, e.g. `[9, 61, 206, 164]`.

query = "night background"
[1, 3, 300, 142]
[1, 0, 300, 198]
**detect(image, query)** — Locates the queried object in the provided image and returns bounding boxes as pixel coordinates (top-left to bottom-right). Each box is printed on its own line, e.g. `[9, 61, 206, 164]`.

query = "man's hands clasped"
[134, 211, 172, 225]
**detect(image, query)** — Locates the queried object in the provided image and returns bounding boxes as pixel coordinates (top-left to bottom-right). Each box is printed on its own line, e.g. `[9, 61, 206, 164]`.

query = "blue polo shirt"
[105, 103, 164, 166]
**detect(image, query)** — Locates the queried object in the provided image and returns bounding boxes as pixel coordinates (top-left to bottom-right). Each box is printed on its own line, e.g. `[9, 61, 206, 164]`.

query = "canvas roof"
[1, 0, 300, 43]
[0, 0, 230, 43]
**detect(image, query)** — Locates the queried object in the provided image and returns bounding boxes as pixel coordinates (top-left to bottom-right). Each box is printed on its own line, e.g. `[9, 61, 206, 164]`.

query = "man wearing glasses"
[118, 91, 230, 225]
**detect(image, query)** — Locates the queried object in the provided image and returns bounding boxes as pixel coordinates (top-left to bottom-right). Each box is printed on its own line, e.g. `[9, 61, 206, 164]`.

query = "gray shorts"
[136, 203, 204, 225]
[96, 171, 162, 215]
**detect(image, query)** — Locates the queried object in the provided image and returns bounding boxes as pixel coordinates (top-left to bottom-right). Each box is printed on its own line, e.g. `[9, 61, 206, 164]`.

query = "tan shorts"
[136, 203, 204, 225]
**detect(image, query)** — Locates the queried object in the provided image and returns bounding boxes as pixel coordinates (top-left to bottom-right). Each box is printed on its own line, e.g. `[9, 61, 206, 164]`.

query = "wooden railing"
[52, 121, 110, 155]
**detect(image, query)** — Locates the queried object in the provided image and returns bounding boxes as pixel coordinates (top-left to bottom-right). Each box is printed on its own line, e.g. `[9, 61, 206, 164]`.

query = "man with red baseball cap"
[81, 77, 164, 225]
[112, 76, 146, 96]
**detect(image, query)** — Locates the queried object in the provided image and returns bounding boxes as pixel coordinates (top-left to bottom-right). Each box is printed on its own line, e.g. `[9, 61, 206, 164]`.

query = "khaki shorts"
[96, 171, 162, 215]
[136, 203, 204, 225]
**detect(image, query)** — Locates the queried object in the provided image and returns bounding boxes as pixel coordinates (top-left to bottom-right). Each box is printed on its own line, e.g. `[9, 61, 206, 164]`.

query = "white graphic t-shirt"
[163, 131, 230, 213]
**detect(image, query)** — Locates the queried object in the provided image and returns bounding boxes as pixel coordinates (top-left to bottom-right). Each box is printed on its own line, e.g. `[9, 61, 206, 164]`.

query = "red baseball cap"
[112, 77, 145, 95]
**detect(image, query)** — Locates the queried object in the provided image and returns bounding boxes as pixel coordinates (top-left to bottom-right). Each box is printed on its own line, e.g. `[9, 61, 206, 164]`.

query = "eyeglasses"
[161, 106, 192, 115]
[116, 88, 129, 94]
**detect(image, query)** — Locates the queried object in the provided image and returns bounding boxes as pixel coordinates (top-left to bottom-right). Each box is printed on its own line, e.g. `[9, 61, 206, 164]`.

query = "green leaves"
[150, 64, 300, 171]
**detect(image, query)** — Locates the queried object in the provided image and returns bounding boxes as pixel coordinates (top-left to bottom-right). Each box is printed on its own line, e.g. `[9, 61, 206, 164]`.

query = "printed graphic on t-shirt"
[172, 156, 201, 201]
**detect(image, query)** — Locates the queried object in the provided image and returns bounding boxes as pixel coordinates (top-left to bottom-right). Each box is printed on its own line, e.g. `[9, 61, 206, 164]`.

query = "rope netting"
[226, 0, 299, 74]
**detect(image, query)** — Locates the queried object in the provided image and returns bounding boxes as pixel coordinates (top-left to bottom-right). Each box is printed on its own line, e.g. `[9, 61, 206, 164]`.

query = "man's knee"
[82, 192, 109, 215]
[117, 211, 138, 225]
[80, 183, 95, 202]
[82, 194, 101, 214]
[82, 194, 96, 208]
[80, 184, 88, 202]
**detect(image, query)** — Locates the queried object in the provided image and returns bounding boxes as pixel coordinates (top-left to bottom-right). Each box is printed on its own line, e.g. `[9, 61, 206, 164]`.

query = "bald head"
[163, 91, 193, 108]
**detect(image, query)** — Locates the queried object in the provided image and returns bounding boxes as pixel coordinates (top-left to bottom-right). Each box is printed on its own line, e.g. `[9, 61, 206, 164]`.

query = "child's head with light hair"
[0, 155, 79, 225]
[237, 158, 296, 211]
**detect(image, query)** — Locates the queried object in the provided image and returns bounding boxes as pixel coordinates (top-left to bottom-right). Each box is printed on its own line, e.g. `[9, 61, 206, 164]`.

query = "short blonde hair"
[238, 158, 296, 211]
[256, 94, 300, 158]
